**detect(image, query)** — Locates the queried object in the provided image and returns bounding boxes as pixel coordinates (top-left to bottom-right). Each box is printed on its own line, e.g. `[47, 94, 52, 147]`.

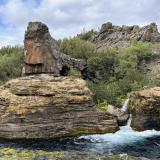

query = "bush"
[87, 47, 118, 81]
[77, 29, 98, 41]
[60, 37, 96, 60]
[87, 81, 122, 105]
[0, 46, 23, 81]
[122, 41, 154, 63]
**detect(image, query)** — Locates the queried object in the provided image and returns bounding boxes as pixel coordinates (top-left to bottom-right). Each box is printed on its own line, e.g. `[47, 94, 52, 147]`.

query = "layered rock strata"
[129, 87, 160, 131]
[0, 75, 118, 139]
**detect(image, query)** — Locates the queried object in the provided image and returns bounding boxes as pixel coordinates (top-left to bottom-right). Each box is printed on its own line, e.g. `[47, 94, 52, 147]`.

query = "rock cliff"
[0, 75, 118, 139]
[92, 22, 160, 48]
[24, 22, 88, 78]
[129, 87, 160, 131]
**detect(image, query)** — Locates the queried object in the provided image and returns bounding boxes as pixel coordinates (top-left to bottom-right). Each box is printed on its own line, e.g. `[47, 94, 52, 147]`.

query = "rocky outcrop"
[129, 87, 160, 131]
[106, 105, 129, 125]
[0, 75, 118, 139]
[92, 22, 160, 48]
[24, 22, 88, 78]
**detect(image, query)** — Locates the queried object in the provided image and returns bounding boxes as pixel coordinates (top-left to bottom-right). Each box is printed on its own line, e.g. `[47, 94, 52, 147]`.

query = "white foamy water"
[121, 98, 129, 112]
[77, 99, 160, 155]
[79, 115, 160, 148]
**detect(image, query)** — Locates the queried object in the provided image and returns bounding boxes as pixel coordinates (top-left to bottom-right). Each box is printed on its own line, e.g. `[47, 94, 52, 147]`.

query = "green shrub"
[60, 37, 96, 60]
[87, 47, 118, 81]
[0, 46, 23, 81]
[87, 81, 122, 105]
[122, 41, 153, 63]
[78, 29, 98, 41]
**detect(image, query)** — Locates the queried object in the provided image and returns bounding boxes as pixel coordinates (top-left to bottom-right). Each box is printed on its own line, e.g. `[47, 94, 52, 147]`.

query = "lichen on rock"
[0, 75, 118, 139]
[0, 148, 154, 160]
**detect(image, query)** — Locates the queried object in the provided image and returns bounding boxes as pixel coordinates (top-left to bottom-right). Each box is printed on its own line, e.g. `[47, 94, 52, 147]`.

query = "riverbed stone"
[0, 148, 155, 160]
[0, 75, 118, 139]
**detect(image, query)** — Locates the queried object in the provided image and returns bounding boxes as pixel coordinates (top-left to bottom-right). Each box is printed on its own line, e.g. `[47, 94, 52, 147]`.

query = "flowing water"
[0, 99, 160, 158]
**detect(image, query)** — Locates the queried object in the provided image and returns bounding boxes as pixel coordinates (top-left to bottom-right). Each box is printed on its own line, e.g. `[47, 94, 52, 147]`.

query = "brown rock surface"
[107, 105, 129, 126]
[129, 87, 160, 131]
[92, 22, 160, 48]
[0, 75, 118, 139]
[24, 22, 87, 78]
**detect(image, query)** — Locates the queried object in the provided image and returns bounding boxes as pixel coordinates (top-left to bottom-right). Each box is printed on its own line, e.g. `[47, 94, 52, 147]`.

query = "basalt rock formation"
[92, 22, 160, 48]
[24, 22, 88, 78]
[0, 75, 118, 139]
[129, 87, 160, 131]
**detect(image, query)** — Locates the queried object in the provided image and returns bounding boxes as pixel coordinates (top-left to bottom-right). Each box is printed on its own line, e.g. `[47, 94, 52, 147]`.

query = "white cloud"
[0, 0, 160, 46]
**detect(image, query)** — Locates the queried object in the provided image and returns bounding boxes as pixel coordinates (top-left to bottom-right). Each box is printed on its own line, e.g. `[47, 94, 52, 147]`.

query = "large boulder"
[129, 87, 160, 131]
[0, 75, 118, 139]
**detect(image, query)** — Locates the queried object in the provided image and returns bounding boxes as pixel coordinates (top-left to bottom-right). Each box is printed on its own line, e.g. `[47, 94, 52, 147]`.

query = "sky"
[0, 0, 159, 47]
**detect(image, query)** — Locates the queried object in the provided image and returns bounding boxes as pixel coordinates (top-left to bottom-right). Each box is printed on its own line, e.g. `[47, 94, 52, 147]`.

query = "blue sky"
[0, 0, 159, 47]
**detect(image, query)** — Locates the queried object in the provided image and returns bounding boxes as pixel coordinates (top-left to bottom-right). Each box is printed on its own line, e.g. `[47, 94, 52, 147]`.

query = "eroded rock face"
[24, 22, 87, 78]
[107, 105, 129, 126]
[129, 87, 160, 131]
[0, 75, 118, 139]
[92, 22, 160, 48]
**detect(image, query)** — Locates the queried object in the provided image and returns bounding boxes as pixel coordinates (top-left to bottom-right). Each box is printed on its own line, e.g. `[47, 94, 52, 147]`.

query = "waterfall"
[77, 98, 160, 157]
[126, 114, 132, 127]
[121, 98, 129, 112]
[121, 98, 132, 127]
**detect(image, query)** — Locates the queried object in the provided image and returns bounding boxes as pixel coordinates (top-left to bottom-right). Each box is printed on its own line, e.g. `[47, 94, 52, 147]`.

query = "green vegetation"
[0, 46, 23, 82]
[97, 101, 109, 111]
[60, 37, 160, 106]
[0, 39, 159, 107]
[60, 37, 96, 60]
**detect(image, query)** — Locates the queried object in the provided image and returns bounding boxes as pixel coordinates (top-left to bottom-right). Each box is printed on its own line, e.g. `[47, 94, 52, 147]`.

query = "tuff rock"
[0, 75, 118, 139]
[24, 22, 88, 78]
[129, 87, 160, 131]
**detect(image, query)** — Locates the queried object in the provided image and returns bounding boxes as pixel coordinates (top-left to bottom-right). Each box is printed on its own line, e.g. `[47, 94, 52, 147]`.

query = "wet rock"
[129, 87, 160, 131]
[0, 75, 118, 139]
[92, 22, 160, 48]
[107, 105, 129, 126]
